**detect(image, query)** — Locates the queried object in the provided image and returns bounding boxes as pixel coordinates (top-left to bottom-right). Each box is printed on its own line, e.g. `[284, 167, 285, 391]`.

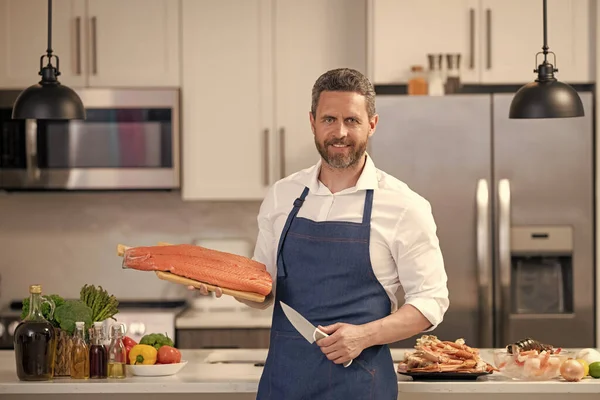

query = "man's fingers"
[215, 287, 223, 298]
[325, 350, 344, 362]
[333, 355, 351, 365]
[187, 284, 209, 295]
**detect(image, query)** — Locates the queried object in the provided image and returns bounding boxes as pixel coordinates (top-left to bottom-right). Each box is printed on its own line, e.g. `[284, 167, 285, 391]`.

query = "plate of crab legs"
[396, 335, 498, 381]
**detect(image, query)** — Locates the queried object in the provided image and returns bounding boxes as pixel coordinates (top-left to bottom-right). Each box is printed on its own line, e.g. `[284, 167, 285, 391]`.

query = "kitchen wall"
[0, 190, 261, 309]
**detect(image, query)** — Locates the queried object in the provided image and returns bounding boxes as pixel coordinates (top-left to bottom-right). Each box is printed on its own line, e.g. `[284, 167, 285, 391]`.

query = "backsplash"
[0, 190, 261, 309]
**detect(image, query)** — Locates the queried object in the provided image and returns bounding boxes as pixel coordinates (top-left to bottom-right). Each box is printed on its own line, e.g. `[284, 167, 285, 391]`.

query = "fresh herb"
[139, 333, 174, 350]
[79, 284, 119, 323]
[20, 294, 65, 327]
[53, 300, 93, 335]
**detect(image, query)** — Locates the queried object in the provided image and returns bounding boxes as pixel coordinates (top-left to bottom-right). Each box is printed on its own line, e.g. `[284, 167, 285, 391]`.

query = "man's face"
[310, 91, 378, 169]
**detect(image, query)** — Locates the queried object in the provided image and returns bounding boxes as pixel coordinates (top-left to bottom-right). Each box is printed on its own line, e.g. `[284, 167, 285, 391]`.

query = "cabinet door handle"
[263, 128, 270, 186]
[469, 8, 475, 70]
[279, 128, 285, 179]
[486, 9, 492, 69]
[91, 16, 98, 75]
[75, 17, 81, 75]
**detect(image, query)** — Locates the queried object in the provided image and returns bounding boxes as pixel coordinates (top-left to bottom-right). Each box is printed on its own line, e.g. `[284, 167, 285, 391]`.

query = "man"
[191, 68, 449, 399]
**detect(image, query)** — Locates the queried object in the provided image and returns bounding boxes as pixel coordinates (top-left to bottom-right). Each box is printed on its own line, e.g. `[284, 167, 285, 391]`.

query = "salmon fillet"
[123, 244, 272, 296]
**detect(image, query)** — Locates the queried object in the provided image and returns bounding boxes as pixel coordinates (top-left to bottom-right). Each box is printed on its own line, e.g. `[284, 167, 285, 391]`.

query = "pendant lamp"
[509, 0, 584, 119]
[12, 0, 86, 120]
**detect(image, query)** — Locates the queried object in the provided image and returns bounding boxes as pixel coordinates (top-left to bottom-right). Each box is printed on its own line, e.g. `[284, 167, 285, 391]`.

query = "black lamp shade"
[509, 79, 585, 119]
[12, 82, 86, 120]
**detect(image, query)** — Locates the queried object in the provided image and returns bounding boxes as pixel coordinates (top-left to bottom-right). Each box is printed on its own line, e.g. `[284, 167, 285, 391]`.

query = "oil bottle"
[70, 321, 90, 379]
[13, 284, 57, 381]
[89, 322, 108, 379]
[107, 324, 127, 378]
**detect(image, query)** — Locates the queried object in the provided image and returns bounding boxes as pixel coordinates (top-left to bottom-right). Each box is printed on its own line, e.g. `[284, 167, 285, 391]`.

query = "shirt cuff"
[403, 297, 447, 332]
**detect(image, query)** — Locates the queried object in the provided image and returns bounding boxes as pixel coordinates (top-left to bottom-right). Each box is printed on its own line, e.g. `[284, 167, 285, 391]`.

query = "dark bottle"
[13, 284, 57, 381]
[89, 322, 108, 379]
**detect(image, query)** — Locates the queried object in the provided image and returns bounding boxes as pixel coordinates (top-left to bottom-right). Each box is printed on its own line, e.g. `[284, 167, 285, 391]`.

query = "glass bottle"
[107, 324, 127, 378]
[13, 284, 57, 381]
[70, 321, 90, 379]
[407, 65, 428, 95]
[89, 322, 108, 379]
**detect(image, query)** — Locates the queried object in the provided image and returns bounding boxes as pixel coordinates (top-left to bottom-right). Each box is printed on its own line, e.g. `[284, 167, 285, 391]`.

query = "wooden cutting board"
[117, 243, 267, 303]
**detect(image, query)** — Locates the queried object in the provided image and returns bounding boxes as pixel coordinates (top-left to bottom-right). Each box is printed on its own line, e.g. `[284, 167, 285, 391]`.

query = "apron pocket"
[266, 331, 376, 400]
[265, 331, 324, 399]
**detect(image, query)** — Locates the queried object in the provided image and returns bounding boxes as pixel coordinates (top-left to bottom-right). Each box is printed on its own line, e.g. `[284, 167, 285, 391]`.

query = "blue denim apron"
[256, 187, 398, 400]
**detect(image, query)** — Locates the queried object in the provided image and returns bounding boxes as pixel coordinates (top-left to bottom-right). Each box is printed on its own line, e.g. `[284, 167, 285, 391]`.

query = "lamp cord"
[46, 0, 53, 63]
[542, 0, 548, 62]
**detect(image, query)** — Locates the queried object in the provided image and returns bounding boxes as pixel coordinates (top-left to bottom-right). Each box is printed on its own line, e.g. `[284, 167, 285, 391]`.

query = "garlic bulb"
[576, 348, 600, 365]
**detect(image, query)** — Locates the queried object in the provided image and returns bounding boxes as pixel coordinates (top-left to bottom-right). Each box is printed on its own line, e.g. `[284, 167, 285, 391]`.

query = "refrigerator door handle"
[476, 178, 493, 348]
[498, 178, 511, 346]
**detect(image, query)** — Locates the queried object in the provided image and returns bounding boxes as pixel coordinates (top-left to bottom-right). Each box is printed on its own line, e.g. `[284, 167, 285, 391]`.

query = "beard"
[314, 136, 367, 169]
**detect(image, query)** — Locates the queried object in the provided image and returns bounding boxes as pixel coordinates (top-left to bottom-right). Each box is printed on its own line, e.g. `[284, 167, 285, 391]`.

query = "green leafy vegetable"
[140, 333, 174, 350]
[80, 284, 119, 323]
[53, 300, 93, 335]
[20, 294, 65, 327]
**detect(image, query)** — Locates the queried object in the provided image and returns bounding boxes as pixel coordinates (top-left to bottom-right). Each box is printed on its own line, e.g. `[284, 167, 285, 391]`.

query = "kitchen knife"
[280, 301, 352, 367]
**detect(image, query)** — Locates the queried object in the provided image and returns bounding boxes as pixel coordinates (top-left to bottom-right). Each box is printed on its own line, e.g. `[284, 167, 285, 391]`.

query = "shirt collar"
[304, 153, 379, 195]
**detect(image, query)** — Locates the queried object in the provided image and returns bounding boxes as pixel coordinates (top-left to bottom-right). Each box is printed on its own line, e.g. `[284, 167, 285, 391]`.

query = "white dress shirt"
[250, 153, 449, 331]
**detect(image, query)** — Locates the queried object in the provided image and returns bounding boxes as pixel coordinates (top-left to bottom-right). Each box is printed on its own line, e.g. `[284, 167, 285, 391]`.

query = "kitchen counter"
[2, 349, 600, 400]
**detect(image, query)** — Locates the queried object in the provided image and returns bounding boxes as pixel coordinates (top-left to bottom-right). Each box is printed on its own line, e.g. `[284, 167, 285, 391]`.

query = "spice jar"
[407, 65, 428, 95]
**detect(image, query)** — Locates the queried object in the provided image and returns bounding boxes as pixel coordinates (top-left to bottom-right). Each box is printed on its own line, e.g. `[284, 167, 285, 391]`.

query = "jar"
[407, 65, 428, 95]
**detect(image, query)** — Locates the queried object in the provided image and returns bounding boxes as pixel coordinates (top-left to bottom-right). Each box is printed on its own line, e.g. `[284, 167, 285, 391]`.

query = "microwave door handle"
[25, 120, 40, 182]
[498, 178, 511, 346]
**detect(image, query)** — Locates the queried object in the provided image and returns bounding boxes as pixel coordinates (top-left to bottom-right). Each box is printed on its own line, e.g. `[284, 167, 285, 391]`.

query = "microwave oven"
[0, 88, 180, 190]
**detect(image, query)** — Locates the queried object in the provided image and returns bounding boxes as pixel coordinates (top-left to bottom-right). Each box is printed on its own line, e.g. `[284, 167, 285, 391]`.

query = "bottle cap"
[29, 284, 42, 294]
[75, 321, 85, 328]
[94, 321, 103, 328]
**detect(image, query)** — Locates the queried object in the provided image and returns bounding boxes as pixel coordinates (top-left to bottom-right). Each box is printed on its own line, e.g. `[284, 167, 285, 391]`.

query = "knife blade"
[280, 301, 352, 367]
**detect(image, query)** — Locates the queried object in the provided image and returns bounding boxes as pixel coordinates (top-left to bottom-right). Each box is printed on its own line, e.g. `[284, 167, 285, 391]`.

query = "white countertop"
[2, 348, 600, 396]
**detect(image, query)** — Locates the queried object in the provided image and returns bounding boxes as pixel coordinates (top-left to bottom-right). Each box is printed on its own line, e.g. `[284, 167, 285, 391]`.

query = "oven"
[0, 88, 180, 190]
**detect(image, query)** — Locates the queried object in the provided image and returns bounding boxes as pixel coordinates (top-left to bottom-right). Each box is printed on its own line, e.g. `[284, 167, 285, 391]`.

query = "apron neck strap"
[362, 189, 374, 225]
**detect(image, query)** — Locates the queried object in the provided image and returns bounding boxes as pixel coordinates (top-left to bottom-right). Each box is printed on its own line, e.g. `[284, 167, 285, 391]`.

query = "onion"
[560, 359, 585, 382]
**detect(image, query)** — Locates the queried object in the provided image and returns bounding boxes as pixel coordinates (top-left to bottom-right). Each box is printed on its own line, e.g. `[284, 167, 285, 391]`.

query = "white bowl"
[126, 360, 188, 377]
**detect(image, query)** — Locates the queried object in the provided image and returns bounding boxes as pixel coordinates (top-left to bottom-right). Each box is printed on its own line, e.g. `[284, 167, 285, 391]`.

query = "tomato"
[123, 336, 137, 348]
[157, 345, 182, 364]
[125, 344, 135, 364]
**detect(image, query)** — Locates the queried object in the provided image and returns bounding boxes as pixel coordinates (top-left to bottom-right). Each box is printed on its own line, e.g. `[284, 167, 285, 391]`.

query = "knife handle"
[313, 328, 353, 368]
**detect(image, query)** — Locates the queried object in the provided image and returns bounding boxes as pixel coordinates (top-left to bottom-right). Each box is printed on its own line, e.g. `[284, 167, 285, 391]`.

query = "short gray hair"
[311, 68, 376, 118]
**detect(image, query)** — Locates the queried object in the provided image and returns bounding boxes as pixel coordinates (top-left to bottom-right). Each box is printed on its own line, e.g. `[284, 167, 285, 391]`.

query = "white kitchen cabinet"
[370, 0, 481, 84]
[480, 0, 590, 84]
[274, 0, 367, 178]
[181, 0, 271, 201]
[86, 0, 180, 87]
[181, 0, 367, 201]
[0, 0, 86, 89]
[369, 0, 591, 85]
[0, 0, 179, 89]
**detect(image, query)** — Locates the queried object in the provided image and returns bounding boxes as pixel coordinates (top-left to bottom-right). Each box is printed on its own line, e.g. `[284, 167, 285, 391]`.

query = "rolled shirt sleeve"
[393, 200, 449, 331]
[236, 185, 278, 310]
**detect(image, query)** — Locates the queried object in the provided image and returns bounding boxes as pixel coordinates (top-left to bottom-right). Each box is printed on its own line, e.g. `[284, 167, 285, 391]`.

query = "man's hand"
[315, 323, 370, 365]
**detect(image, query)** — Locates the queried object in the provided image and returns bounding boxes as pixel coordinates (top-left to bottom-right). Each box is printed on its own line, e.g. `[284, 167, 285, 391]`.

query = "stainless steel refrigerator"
[369, 92, 595, 349]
